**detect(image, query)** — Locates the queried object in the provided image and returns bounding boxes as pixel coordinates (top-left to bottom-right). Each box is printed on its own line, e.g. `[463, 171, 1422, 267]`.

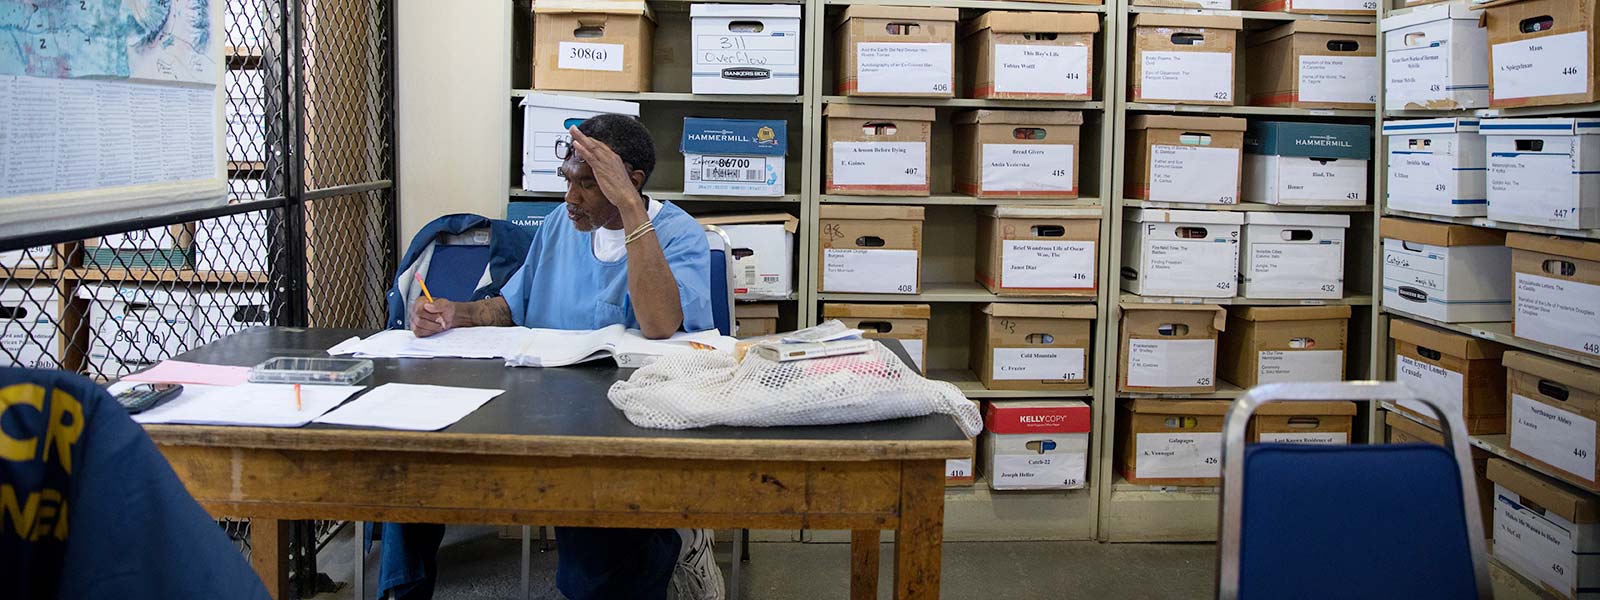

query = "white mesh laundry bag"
[607, 342, 983, 435]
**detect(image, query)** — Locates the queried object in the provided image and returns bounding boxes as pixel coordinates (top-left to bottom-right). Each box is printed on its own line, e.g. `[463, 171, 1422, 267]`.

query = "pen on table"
[295, 383, 302, 412]
[414, 273, 445, 329]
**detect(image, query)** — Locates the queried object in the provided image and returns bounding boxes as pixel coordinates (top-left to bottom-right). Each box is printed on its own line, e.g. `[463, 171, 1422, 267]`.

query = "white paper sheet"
[314, 383, 504, 431]
[1139, 51, 1232, 103]
[1492, 31, 1588, 100]
[854, 42, 952, 94]
[114, 382, 363, 428]
[993, 44, 1089, 96]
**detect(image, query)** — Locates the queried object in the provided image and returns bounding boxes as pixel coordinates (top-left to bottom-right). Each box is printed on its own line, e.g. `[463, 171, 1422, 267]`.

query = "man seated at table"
[384, 114, 722, 600]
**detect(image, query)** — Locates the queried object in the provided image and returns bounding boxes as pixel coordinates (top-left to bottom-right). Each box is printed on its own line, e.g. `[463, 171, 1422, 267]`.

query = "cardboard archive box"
[1125, 115, 1247, 204]
[1132, 0, 1230, 10]
[1482, 0, 1600, 109]
[972, 303, 1095, 391]
[984, 400, 1092, 491]
[817, 205, 924, 294]
[1487, 458, 1600, 598]
[1243, 120, 1371, 206]
[1246, 401, 1356, 444]
[954, 110, 1084, 199]
[1122, 208, 1244, 298]
[833, 6, 959, 97]
[947, 431, 977, 487]
[0, 285, 59, 369]
[1218, 305, 1350, 389]
[961, 11, 1099, 101]
[192, 289, 270, 345]
[520, 93, 640, 192]
[1390, 317, 1509, 435]
[1246, 21, 1377, 109]
[976, 205, 1099, 296]
[194, 212, 269, 273]
[1238, 0, 1376, 15]
[1118, 303, 1227, 394]
[1505, 351, 1600, 491]
[1380, 217, 1513, 323]
[532, 0, 654, 93]
[506, 200, 564, 237]
[734, 302, 780, 338]
[823, 104, 935, 196]
[84, 225, 190, 270]
[77, 285, 197, 377]
[1481, 118, 1600, 230]
[1116, 400, 1230, 486]
[1387, 411, 1493, 538]
[696, 212, 798, 301]
[823, 303, 931, 372]
[1130, 15, 1243, 106]
[688, 4, 802, 95]
[1238, 212, 1349, 300]
[1507, 233, 1600, 357]
[1382, 118, 1487, 218]
[681, 117, 788, 198]
[1381, 1, 1490, 111]
[0, 246, 56, 269]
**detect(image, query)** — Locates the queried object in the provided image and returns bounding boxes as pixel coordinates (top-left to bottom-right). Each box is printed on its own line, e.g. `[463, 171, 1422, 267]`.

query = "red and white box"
[982, 400, 1092, 491]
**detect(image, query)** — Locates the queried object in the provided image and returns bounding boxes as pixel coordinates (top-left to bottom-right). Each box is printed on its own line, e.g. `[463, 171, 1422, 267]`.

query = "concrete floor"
[314, 526, 1214, 599]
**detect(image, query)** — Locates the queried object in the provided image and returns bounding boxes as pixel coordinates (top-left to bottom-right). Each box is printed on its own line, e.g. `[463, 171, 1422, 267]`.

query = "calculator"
[115, 383, 183, 414]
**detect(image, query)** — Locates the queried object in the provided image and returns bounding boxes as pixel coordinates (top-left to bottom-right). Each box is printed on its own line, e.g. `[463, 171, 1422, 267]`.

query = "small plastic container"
[249, 357, 373, 385]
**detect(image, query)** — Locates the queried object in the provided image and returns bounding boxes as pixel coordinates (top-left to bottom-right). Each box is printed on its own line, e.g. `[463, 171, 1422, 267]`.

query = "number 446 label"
[1493, 32, 1588, 100]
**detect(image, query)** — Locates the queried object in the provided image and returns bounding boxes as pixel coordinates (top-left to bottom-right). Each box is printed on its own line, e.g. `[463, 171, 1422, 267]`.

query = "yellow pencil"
[414, 272, 436, 304]
[294, 383, 302, 412]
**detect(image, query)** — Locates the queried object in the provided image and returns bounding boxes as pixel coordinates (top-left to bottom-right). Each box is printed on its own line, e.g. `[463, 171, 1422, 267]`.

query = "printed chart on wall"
[0, 0, 225, 236]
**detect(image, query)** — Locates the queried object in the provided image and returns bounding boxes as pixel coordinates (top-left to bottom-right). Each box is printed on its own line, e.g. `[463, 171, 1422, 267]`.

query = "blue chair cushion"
[1239, 443, 1478, 600]
[425, 244, 492, 302]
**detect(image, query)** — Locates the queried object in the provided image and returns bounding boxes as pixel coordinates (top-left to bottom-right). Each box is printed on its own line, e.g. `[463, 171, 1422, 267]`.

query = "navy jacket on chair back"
[385, 213, 535, 330]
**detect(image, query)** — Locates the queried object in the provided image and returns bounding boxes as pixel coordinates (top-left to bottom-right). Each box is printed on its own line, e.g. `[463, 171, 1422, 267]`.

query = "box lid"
[1252, 401, 1358, 416]
[1380, 217, 1505, 246]
[1487, 458, 1600, 524]
[986, 400, 1092, 434]
[75, 284, 194, 306]
[1126, 207, 1247, 225]
[1504, 351, 1600, 396]
[1244, 121, 1373, 160]
[1386, 410, 1444, 443]
[1244, 212, 1352, 227]
[1121, 302, 1228, 330]
[981, 205, 1101, 219]
[964, 11, 1100, 35]
[533, 0, 654, 20]
[1506, 232, 1600, 262]
[518, 92, 641, 116]
[954, 109, 1085, 126]
[739, 302, 782, 318]
[1127, 398, 1232, 415]
[681, 117, 787, 157]
[1381, 118, 1481, 135]
[1381, 1, 1483, 32]
[697, 212, 800, 233]
[839, 5, 959, 22]
[1234, 305, 1353, 321]
[690, 4, 801, 19]
[1251, 20, 1376, 45]
[823, 303, 931, 319]
[981, 303, 1098, 320]
[1389, 318, 1506, 360]
[820, 204, 926, 221]
[1132, 14, 1244, 30]
[822, 104, 937, 122]
[1480, 118, 1600, 136]
[1129, 114, 1249, 132]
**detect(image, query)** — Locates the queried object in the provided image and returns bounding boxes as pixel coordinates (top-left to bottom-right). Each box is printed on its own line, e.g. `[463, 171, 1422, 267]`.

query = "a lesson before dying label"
[1127, 338, 1216, 388]
[1516, 273, 1600, 356]
[1149, 145, 1240, 203]
[993, 44, 1089, 95]
[1387, 44, 1448, 108]
[1511, 393, 1598, 480]
[994, 452, 1086, 489]
[823, 249, 918, 294]
[1257, 350, 1343, 384]
[689, 155, 772, 183]
[1135, 432, 1222, 479]
[982, 144, 1074, 192]
[1144, 239, 1238, 294]
[831, 142, 927, 187]
[1496, 489, 1581, 596]
[1260, 432, 1348, 445]
[1489, 151, 1580, 228]
[1280, 158, 1367, 202]
[854, 42, 953, 94]
[1493, 31, 1588, 100]
[945, 458, 973, 480]
[1395, 354, 1465, 418]
[992, 347, 1086, 381]
[558, 42, 624, 72]
[1248, 243, 1343, 294]
[1140, 51, 1232, 102]
[1001, 240, 1094, 289]
[1298, 56, 1378, 104]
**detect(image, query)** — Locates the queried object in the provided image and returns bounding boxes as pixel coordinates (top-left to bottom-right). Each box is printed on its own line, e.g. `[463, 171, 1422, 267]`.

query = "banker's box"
[1246, 21, 1377, 110]
[972, 303, 1095, 391]
[697, 212, 797, 301]
[1482, 0, 1600, 109]
[0, 246, 56, 269]
[1, 285, 59, 369]
[983, 401, 1091, 491]
[1126, 115, 1247, 205]
[194, 213, 269, 273]
[1247, 402, 1356, 444]
[77, 285, 197, 377]
[1218, 306, 1350, 389]
[1121, 208, 1244, 298]
[817, 205, 924, 294]
[1389, 317, 1508, 434]
[824, 303, 930, 372]
[689, 4, 801, 95]
[519, 93, 640, 192]
[1488, 458, 1600, 599]
[1380, 217, 1513, 323]
[1239, 212, 1350, 300]
[1387, 411, 1494, 539]
[947, 433, 976, 487]
[1505, 351, 1600, 492]
[1482, 118, 1600, 230]
[1118, 304, 1226, 394]
[955, 110, 1084, 199]
[823, 104, 935, 197]
[977, 206, 1099, 297]
[1507, 233, 1600, 358]
[961, 11, 1099, 101]
[506, 200, 563, 237]
[1116, 400, 1229, 486]
[1130, 15, 1243, 106]
[734, 302, 779, 338]
[191, 289, 270, 345]
[84, 225, 190, 270]
[833, 6, 959, 97]
[1382, 2, 1489, 111]
[1382, 118, 1487, 217]
[1244, 120, 1371, 206]
[1238, 0, 1375, 14]
[681, 117, 787, 198]
[531, 0, 654, 93]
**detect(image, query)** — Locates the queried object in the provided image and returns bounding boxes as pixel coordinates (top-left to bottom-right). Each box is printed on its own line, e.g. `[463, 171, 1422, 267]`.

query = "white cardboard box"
[696, 212, 798, 301]
[1488, 458, 1600, 600]
[1507, 233, 1600, 358]
[983, 401, 1091, 491]
[1383, 118, 1487, 217]
[690, 4, 802, 95]
[1, 285, 59, 369]
[1482, 118, 1600, 230]
[1122, 208, 1244, 298]
[0, 246, 56, 269]
[1381, 1, 1490, 111]
[520, 93, 641, 192]
[1243, 121, 1372, 206]
[77, 285, 198, 377]
[194, 213, 270, 273]
[1380, 217, 1512, 323]
[1240, 213, 1349, 299]
[681, 117, 787, 197]
[191, 289, 270, 346]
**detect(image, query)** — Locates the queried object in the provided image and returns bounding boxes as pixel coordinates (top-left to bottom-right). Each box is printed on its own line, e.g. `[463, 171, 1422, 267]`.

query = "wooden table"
[144, 327, 969, 600]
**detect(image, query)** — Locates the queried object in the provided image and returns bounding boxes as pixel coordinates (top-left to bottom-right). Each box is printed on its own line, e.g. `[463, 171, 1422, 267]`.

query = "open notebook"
[327, 324, 736, 368]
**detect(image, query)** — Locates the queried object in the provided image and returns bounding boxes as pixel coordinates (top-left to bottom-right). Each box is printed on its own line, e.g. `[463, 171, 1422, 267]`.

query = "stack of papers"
[328, 325, 737, 368]
[314, 383, 504, 431]
[110, 382, 363, 428]
[122, 360, 252, 386]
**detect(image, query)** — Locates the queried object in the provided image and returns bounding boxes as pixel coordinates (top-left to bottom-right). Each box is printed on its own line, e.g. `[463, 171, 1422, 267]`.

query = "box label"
[901, 338, 925, 372]
[1257, 349, 1343, 384]
[1127, 338, 1216, 388]
[1494, 488, 1580, 596]
[1387, 149, 1454, 207]
[823, 249, 918, 294]
[1143, 239, 1238, 295]
[1298, 55, 1378, 104]
[693, 30, 800, 70]
[1511, 392, 1597, 481]
[981, 144, 1075, 192]
[1001, 240, 1094, 289]
[1395, 354, 1465, 418]
[1279, 158, 1367, 203]
[993, 347, 1086, 381]
[1294, 0, 1376, 8]
[557, 42, 625, 72]
[1387, 44, 1448, 109]
[1259, 432, 1348, 445]
[855, 42, 953, 94]
[945, 458, 972, 481]
[831, 141, 926, 187]
[1149, 145, 1240, 204]
[1515, 272, 1600, 356]
[994, 451, 1086, 489]
[689, 154, 773, 184]
[1135, 432, 1222, 479]
[1383, 241, 1447, 297]
[1139, 51, 1232, 103]
[1492, 31, 1588, 100]
[1247, 242, 1343, 295]
[1489, 149, 1580, 228]
[993, 44, 1089, 95]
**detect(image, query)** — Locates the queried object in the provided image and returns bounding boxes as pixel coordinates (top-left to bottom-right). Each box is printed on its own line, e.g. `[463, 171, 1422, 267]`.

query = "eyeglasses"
[553, 139, 582, 162]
